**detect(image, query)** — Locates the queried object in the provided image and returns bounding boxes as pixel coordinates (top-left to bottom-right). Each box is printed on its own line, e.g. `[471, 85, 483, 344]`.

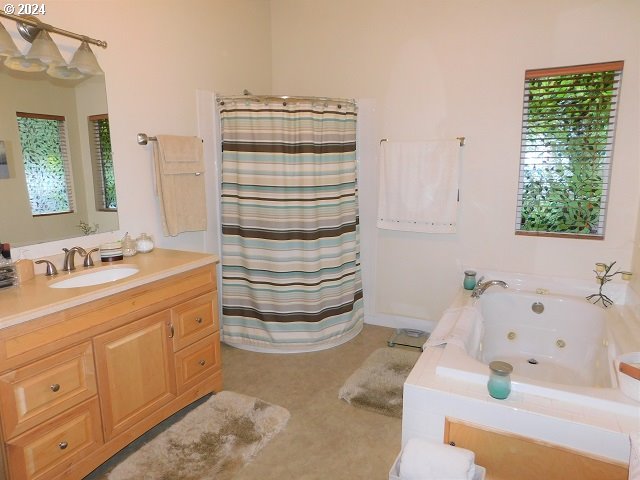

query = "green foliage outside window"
[519, 69, 619, 236]
[17, 116, 72, 215]
[96, 118, 116, 209]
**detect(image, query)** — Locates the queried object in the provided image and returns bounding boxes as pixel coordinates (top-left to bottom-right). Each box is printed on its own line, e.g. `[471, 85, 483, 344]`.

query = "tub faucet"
[62, 247, 87, 272]
[471, 279, 509, 298]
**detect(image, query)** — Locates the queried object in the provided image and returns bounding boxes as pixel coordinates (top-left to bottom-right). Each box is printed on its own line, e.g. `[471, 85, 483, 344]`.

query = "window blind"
[89, 114, 116, 211]
[515, 61, 623, 239]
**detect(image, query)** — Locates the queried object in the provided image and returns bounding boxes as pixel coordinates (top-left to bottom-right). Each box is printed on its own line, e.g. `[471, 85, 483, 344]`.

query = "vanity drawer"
[175, 332, 221, 394]
[170, 292, 218, 351]
[0, 342, 97, 439]
[6, 397, 103, 480]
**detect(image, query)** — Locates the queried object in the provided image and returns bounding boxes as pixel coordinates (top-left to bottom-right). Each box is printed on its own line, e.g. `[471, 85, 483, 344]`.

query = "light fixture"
[68, 41, 103, 76]
[47, 64, 85, 80]
[25, 29, 65, 66]
[0, 20, 20, 57]
[0, 12, 107, 79]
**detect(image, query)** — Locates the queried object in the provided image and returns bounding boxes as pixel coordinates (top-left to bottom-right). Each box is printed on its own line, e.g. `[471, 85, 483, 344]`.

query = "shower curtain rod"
[216, 94, 356, 106]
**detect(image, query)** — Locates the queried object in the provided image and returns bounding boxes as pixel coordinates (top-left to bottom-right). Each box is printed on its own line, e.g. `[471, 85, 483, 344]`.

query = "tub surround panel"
[0, 249, 221, 480]
[403, 271, 639, 469]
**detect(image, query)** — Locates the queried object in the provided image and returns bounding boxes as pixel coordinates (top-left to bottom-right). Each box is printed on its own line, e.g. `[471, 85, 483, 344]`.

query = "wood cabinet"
[0, 262, 221, 480]
[444, 418, 629, 480]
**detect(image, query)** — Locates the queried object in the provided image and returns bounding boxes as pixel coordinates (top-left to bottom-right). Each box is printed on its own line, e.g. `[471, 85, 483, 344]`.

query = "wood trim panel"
[444, 418, 628, 480]
[525, 61, 624, 79]
[0, 265, 216, 370]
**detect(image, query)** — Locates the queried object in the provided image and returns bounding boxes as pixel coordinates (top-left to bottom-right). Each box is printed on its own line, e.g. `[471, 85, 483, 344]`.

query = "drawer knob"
[199, 359, 206, 366]
[58, 441, 68, 450]
[195, 317, 203, 324]
[50, 383, 61, 393]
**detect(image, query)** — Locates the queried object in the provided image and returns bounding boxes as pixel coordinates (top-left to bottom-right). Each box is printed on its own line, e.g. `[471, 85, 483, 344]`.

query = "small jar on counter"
[487, 361, 513, 399]
[463, 270, 477, 290]
[122, 234, 137, 257]
[136, 233, 154, 253]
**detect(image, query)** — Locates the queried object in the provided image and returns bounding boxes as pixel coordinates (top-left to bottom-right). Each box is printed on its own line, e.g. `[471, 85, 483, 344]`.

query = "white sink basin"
[49, 266, 139, 289]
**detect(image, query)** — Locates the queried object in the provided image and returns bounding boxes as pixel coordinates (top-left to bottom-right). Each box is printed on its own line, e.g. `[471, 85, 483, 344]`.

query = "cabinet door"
[444, 418, 628, 480]
[94, 311, 176, 440]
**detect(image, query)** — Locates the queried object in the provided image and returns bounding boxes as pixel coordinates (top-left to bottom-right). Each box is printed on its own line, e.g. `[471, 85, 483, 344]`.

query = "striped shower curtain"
[218, 98, 363, 352]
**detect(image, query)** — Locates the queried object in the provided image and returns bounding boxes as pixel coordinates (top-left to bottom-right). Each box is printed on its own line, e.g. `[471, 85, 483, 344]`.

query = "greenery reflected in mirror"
[0, 66, 118, 247]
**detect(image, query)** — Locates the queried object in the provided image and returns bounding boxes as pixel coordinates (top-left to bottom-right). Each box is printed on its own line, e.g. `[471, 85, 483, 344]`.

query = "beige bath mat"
[338, 347, 420, 418]
[107, 391, 290, 480]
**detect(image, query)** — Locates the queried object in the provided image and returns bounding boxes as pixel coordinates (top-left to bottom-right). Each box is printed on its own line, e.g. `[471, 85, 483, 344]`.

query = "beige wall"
[270, 0, 640, 321]
[5, 0, 638, 323]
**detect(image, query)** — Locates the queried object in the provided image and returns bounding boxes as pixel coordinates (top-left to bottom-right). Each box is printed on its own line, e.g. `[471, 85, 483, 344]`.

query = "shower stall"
[217, 95, 363, 353]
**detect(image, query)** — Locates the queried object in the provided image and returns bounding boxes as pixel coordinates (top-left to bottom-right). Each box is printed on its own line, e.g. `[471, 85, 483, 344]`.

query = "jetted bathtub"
[436, 288, 638, 416]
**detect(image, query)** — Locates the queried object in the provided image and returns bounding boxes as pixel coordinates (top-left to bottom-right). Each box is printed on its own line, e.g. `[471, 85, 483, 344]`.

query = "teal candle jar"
[488, 361, 513, 399]
[463, 270, 477, 290]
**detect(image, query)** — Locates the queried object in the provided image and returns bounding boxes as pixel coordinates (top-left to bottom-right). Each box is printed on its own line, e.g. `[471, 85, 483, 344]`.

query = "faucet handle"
[84, 248, 99, 267]
[35, 260, 58, 276]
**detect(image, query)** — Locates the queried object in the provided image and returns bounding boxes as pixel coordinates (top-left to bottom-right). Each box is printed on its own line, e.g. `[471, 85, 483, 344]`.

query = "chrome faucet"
[62, 247, 87, 272]
[471, 279, 509, 298]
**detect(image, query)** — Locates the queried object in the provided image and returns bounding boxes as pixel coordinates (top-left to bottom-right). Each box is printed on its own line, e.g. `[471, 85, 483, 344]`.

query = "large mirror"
[0, 67, 118, 247]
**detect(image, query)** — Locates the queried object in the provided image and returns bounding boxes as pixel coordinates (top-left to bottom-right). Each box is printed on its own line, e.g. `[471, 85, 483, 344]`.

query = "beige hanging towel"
[153, 135, 206, 236]
[377, 139, 460, 233]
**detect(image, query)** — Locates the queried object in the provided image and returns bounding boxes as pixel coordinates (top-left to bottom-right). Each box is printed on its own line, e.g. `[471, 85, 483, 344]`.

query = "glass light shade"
[69, 41, 103, 75]
[47, 64, 86, 80]
[25, 30, 65, 66]
[4, 55, 46, 72]
[0, 22, 20, 58]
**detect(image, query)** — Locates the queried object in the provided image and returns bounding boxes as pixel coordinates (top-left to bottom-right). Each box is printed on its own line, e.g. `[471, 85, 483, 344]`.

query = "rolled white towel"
[399, 438, 476, 480]
[630, 432, 640, 480]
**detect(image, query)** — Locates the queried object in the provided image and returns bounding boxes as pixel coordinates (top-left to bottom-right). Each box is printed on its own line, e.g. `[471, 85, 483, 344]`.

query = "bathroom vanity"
[0, 249, 221, 480]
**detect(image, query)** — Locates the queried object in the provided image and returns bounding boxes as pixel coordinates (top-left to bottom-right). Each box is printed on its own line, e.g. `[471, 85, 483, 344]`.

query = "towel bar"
[137, 133, 204, 146]
[379, 137, 466, 147]
[137, 133, 157, 145]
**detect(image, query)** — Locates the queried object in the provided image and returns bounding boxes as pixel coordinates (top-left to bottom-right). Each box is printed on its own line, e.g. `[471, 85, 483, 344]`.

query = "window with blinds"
[88, 114, 116, 211]
[16, 112, 75, 216]
[515, 61, 623, 239]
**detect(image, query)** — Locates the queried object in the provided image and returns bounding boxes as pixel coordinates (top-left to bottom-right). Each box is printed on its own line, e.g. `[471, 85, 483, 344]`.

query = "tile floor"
[85, 324, 405, 480]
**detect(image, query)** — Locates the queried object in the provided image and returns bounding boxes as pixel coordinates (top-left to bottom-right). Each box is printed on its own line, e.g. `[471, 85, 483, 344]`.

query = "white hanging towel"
[153, 135, 207, 236]
[377, 139, 460, 233]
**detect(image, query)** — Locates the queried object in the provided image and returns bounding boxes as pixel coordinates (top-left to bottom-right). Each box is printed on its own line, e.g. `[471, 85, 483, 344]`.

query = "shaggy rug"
[338, 347, 421, 418]
[107, 391, 290, 480]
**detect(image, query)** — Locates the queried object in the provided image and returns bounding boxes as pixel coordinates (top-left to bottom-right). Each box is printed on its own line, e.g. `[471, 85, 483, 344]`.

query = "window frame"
[514, 61, 623, 240]
[16, 111, 76, 217]
[88, 113, 117, 212]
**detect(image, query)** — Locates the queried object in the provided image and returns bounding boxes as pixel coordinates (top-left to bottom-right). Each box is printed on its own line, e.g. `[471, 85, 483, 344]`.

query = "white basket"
[389, 451, 486, 480]
[615, 352, 640, 402]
